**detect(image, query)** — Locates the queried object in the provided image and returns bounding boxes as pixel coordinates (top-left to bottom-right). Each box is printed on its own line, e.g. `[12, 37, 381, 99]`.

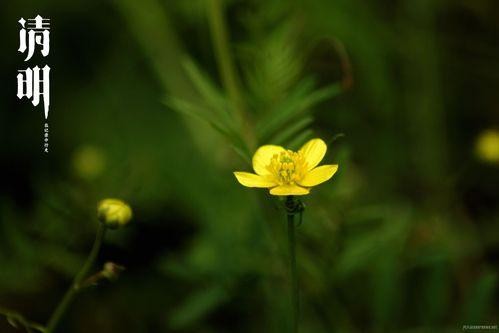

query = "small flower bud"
[102, 262, 125, 281]
[97, 198, 132, 229]
[475, 129, 499, 164]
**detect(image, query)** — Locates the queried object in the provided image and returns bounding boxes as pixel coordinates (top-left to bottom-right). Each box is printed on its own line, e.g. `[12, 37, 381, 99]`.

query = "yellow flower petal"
[252, 145, 285, 175]
[298, 165, 338, 187]
[299, 138, 327, 171]
[270, 185, 310, 196]
[234, 172, 277, 188]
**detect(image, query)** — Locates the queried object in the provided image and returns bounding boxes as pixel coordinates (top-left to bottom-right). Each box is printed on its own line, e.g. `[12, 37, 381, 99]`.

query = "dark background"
[0, 0, 498, 332]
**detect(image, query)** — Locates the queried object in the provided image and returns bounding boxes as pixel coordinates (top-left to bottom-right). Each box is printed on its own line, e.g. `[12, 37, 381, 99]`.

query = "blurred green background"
[1, 0, 498, 332]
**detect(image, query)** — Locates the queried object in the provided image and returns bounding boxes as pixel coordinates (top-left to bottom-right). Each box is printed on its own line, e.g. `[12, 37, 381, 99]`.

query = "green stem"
[287, 211, 299, 333]
[207, 0, 254, 149]
[45, 223, 107, 333]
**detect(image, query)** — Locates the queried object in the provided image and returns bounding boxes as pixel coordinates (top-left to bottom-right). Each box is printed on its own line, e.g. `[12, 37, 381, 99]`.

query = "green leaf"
[287, 129, 314, 151]
[269, 116, 314, 146]
[181, 57, 232, 122]
[243, 22, 303, 112]
[256, 78, 315, 138]
[257, 80, 342, 140]
[164, 96, 250, 160]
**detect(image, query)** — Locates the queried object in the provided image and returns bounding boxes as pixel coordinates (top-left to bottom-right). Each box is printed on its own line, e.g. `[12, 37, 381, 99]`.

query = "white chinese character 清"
[18, 15, 50, 61]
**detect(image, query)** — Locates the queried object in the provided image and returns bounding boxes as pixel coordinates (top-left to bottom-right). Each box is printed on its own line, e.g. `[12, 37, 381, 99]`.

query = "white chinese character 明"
[18, 15, 50, 61]
[17, 65, 51, 119]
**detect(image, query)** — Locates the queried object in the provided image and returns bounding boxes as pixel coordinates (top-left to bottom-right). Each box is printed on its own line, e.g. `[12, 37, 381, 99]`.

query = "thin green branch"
[207, 0, 255, 149]
[45, 223, 107, 333]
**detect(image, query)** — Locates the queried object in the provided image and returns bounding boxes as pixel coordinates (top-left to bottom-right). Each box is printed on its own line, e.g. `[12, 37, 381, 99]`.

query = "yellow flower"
[234, 138, 338, 196]
[97, 199, 132, 229]
[475, 129, 499, 164]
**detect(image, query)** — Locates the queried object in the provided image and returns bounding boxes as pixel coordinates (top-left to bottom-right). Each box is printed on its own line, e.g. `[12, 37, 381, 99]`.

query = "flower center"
[267, 150, 306, 185]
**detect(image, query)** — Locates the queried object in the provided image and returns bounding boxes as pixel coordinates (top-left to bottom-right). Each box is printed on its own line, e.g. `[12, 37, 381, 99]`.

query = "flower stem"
[45, 223, 107, 333]
[207, 0, 255, 150]
[207, 0, 244, 114]
[286, 203, 299, 333]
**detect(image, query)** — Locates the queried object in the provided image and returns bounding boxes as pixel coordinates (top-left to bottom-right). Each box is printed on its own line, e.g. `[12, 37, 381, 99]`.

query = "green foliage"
[164, 2, 346, 154]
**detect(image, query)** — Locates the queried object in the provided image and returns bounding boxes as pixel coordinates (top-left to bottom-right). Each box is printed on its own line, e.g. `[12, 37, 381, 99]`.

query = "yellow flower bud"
[475, 129, 499, 164]
[102, 262, 125, 281]
[97, 198, 132, 229]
